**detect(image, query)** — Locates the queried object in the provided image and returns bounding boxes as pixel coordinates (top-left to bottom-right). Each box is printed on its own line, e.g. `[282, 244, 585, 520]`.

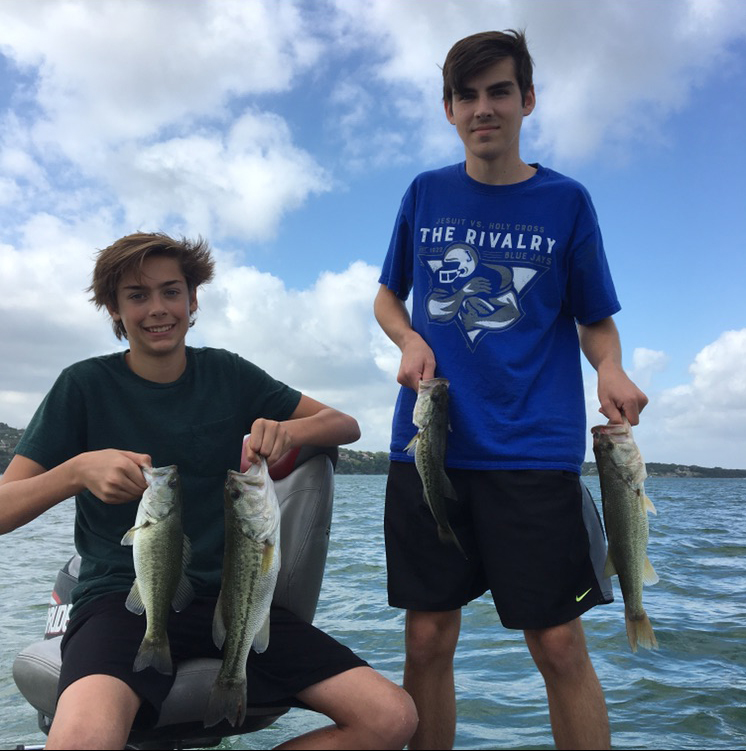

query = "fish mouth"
[419, 377, 450, 389]
[591, 422, 631, 443]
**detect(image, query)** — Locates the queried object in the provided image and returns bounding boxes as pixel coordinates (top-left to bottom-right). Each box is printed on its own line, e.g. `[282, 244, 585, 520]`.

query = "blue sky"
[1, 0, 745, 467]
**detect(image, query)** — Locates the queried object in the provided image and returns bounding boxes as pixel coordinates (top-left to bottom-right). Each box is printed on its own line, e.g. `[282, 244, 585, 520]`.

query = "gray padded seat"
[13, 446, 337, 749]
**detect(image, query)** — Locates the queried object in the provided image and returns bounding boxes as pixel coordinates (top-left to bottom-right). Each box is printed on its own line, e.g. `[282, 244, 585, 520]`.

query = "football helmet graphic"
[438, 244, 477, 284]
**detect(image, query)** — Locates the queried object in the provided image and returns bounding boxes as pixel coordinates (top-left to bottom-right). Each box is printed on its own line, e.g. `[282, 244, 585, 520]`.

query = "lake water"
[1, 475, 745, 749]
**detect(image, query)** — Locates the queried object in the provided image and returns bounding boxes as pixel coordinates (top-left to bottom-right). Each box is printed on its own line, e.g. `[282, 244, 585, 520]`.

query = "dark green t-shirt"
[15, 346, 301, 613]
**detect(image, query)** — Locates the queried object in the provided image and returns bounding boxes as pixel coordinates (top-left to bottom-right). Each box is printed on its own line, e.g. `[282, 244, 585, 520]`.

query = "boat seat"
[13, 444, 338, 749]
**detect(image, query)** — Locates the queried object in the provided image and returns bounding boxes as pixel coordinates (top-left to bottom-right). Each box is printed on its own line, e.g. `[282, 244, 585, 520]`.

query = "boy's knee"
[525, 620, 591, 678]
[405, 610, 460, 665]
[369, 685, 419, 749]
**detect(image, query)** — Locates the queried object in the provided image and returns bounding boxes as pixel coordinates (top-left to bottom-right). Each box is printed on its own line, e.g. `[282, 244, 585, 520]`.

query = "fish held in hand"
[121, 464, 194, 674]
[406, 378, 466, 558]
[592, 420, 659, 652]
[204, 457, 281, 728]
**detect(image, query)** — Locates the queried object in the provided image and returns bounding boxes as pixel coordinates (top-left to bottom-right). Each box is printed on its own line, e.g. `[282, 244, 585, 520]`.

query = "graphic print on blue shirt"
[420, 240, 548, 349]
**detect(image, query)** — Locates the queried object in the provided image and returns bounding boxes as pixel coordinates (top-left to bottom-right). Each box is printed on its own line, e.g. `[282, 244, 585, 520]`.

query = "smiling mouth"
[145, 324, 175, 333]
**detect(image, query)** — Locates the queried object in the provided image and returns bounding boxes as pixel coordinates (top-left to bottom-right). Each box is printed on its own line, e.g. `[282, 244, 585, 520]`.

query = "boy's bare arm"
[245, 395, 361, 466]
[0, 449, 150, 534]
[374, 284, 436, 390]
[578, 316, 648, 425]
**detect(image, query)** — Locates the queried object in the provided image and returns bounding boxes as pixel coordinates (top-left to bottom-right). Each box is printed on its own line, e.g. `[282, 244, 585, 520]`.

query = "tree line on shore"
[2, 422, 744, 477]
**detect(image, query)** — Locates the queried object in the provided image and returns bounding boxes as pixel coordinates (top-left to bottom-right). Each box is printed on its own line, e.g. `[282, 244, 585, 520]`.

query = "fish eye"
[231, 490, 241, 501]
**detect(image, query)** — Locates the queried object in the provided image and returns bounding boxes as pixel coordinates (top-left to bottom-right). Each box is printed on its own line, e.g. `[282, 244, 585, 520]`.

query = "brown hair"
[88, 232, 215, 340]
[442, 29, 534, 106]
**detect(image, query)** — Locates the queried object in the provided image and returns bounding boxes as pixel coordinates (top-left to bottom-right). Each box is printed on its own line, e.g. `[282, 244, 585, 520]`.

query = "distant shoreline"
[333, 449, 746, 477]
[2, 423, 745, 477]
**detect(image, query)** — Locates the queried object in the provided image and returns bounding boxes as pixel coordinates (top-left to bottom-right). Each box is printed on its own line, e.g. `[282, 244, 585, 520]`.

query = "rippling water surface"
[1, 476, 745, 749]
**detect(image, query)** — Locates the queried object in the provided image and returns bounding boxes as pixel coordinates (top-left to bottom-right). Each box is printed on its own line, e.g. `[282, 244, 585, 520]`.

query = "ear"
[523, 84, 536, 117]
[189, 289, 198, 313]
[107, 305, 121, 322]
[444, 98, 456, 125]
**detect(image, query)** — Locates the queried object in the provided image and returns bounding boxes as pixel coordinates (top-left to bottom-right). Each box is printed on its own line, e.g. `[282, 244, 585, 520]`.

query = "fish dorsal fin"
[212, 591, 226, 649]
[252, 615, 271, 654]
[125, 580, 145, 615]
[643, 556, 659, 586]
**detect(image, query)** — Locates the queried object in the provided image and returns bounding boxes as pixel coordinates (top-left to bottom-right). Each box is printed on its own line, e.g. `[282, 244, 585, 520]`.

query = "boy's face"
[445, 57, 535, 168]
[109, 255, 197, 360]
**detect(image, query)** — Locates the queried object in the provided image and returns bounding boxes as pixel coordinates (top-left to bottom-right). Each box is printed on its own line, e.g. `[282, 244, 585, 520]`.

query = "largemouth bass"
[205, 458, 281, 728]
[120, 464, 194, 674]
[406, 378, 466, 557]
[592, 420, 659, 652]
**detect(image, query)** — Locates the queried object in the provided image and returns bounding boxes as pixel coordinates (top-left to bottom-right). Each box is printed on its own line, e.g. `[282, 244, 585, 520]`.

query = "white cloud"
[110, 112, 331, 240]
[631, 348, 670, 389]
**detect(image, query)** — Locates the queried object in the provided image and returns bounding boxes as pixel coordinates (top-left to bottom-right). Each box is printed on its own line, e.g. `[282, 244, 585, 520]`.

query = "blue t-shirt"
[379, 163, 620, 473]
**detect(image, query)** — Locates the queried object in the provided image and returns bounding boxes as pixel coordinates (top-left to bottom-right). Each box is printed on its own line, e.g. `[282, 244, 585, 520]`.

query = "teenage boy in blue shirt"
[375, 30, 647, 750]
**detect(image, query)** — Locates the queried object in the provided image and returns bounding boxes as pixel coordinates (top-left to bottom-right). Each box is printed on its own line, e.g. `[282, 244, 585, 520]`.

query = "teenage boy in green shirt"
[1, 232, 416, 750]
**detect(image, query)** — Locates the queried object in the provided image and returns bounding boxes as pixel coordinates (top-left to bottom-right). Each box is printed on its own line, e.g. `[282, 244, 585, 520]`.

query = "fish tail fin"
[642, 556, 659, 586]
[625, 610, 658, 653]
[204, 677, 247, 728]
[133, 634, 173, 674]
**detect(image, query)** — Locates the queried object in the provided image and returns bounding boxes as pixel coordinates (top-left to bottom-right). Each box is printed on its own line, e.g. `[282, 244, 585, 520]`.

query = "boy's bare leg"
[45, 674, 141, 750]
[402, 609, 461, 750]
[278, 665, 417, 750]
[524, 618, 611, 750]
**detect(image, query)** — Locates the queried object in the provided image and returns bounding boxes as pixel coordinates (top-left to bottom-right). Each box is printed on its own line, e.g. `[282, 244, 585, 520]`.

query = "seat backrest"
[13, 445, 338, 748]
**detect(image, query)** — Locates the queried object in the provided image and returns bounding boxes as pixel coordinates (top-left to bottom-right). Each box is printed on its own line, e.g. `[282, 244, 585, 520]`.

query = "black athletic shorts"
[58, 593, 368, 729]
[384, 462, 613, 630]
